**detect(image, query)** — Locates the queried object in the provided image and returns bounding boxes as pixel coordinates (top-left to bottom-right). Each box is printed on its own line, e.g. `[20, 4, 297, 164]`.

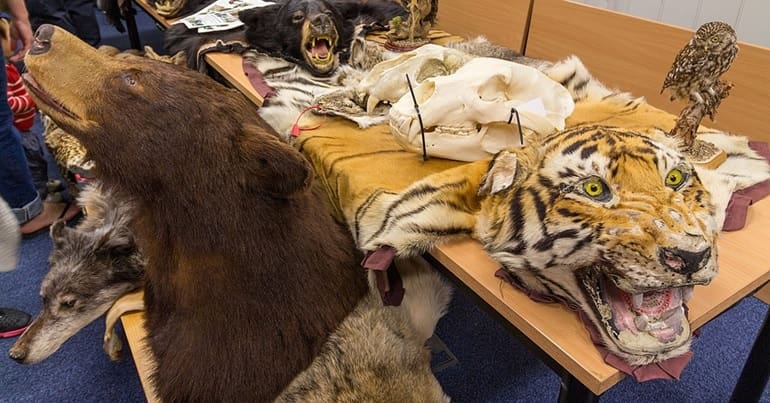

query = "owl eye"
[665, 168, 689, 190]
[710, 36, 720, 43]
[581, 178, 612, 202]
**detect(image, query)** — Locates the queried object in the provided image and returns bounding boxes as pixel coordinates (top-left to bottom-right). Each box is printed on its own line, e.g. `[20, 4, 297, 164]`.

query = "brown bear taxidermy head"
[238, 0, 407, 76]
[24, 24, 369, 401]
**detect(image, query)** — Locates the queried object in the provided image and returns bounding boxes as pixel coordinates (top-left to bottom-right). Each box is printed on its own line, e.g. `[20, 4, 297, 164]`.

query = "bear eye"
[665, 168, 689, 190]
[581, 177, 611, 202]
[123, 73, 136, 87]
[291, 11, 304, 23]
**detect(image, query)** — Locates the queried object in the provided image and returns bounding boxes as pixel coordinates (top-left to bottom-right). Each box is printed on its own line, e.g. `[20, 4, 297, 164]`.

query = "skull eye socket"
[581, 177, 611, 202]
[665, 168, 689, 190]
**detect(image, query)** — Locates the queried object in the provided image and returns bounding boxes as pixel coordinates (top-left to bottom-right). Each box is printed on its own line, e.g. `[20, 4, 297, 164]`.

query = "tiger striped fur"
[342, 55, 770, 366]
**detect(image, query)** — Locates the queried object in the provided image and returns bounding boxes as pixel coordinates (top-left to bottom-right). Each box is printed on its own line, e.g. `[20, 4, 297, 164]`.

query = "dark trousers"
[26, 0, 101, 46]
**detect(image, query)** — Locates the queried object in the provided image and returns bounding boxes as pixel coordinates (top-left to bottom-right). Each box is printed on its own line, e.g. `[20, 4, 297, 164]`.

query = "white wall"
[573, 0, 770, 48]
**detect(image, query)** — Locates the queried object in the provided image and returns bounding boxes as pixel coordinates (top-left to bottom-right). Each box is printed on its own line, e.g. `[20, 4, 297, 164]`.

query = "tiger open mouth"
[22, 72, 79, 120]
[301, 34, 338, 74]
[579, 267, 696, 356]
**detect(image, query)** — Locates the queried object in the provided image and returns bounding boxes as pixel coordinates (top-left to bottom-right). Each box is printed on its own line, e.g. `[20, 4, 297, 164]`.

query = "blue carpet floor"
[1, 5, 769, 403]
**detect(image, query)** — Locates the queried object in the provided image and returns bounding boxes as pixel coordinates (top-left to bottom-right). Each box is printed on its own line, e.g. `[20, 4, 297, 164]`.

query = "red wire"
[291, 105, 323, 138]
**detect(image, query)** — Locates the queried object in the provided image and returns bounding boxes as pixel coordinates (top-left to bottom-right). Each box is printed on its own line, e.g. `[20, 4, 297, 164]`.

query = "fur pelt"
[9, 182, 144, 365]
[239, 0, 406, 76]
[295, 55, 770, 370]
[25, 25, 368, 401]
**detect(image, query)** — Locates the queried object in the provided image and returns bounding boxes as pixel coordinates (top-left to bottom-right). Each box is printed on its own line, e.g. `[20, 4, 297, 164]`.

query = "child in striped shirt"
[5, 61, 54, 200]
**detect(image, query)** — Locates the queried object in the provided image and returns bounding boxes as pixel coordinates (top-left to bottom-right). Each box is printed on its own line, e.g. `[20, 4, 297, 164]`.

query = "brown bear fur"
[24, 25, 368, 401]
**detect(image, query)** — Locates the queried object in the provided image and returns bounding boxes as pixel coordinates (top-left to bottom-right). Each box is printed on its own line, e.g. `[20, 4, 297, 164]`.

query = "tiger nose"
[658, 246, 711, 275]
[29, 24, 54, 55]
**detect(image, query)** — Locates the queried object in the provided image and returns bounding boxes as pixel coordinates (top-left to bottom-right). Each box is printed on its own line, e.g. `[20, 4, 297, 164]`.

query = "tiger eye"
[583, 180, 604, 197]
[665, 168, 686, 189]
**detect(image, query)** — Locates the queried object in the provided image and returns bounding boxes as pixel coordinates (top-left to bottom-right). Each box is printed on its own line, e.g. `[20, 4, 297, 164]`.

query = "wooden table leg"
[125, 1, 142, 50]
[559, 373, 599, 403]
[730, 306, 770, 402]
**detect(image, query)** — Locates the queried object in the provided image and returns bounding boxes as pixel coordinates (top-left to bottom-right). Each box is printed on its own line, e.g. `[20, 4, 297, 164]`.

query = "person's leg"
[0, 55, 31, 339]
[26, 0, 77, 32]
[65, 0, 101, 47]
[19, 128, 49, 200]
[0, 42, 79, 235]
[0, 62, 41, 224]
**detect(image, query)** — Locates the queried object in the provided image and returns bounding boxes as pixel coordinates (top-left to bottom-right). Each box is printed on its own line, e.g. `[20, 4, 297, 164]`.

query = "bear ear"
[238, 4, 281, 27]
[478, 151, 519, 196]
[240, 124, 312, 198]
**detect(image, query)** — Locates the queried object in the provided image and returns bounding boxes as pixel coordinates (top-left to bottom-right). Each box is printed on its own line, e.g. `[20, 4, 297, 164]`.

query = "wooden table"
[120, 2, 770, 401]
[428, 201, 770, 400]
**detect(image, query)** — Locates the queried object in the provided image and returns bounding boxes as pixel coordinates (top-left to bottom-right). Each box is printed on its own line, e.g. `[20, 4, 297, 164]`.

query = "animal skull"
[357, 44, 472, 113]
[389, 57, 575, 161]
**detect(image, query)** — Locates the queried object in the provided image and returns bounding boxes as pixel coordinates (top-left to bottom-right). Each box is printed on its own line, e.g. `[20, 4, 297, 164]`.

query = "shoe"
[0, 307, 31, 338]
[20, 202, 82, 237]
[46, 179, 64, 194]
[45, 191, 64, 203]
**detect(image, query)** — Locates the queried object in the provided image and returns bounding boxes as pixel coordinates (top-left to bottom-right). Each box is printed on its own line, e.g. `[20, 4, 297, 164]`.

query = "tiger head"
[476, 125, 719, 366]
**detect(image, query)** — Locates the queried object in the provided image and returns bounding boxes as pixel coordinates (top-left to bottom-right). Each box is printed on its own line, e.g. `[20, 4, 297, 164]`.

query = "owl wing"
[661, 43, 702, 92]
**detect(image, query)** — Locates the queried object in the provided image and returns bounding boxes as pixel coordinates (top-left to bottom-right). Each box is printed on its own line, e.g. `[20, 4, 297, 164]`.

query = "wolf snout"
[8, 345, 28, 363]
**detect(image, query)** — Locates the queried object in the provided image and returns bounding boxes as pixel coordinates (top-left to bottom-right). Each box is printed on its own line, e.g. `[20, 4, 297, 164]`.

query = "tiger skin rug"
[295, 54, 770, 380]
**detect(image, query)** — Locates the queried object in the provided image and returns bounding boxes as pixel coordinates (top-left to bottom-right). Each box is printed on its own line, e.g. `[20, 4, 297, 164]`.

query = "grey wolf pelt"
[25, 25, 369, 401]
[278, 256, 451, 402]
[8, 181, 144, 364]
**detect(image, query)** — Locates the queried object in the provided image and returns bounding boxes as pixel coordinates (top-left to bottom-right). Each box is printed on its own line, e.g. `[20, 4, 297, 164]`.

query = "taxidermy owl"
[661, 21, 739, 104]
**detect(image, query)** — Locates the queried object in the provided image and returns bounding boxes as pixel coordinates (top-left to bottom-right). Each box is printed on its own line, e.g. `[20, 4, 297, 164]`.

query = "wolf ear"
[240, 124, 312, 198]
[478, 151, 519, 196]
[96, 225, 136, 256]
[49, 220, 70, 247]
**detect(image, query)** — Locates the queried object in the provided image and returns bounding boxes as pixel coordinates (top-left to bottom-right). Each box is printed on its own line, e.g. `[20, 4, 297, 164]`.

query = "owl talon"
[690, 92, 705, 104]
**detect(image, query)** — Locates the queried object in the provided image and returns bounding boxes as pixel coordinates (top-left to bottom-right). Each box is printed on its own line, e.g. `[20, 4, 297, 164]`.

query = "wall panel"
[434, 0, 532, 53]
[526, 0, 770, 143]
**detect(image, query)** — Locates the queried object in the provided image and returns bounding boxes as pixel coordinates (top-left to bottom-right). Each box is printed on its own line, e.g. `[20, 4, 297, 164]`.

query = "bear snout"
[30, 24, 54, 55]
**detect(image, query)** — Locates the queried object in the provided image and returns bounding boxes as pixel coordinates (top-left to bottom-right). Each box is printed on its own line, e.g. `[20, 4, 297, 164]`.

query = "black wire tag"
[406, 74, 428, 161]
[507, 107, 525, 146]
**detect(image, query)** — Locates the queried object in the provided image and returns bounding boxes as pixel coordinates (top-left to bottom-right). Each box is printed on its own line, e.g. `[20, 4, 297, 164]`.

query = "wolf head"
[9, 185, 144, 364]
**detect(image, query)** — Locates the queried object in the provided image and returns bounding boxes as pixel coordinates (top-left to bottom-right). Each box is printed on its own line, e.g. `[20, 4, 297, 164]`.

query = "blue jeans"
[0, 60, 42, 223]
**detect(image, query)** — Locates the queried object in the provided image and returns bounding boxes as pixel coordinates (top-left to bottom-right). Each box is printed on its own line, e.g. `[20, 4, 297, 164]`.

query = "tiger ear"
[478, 151, 518, 196]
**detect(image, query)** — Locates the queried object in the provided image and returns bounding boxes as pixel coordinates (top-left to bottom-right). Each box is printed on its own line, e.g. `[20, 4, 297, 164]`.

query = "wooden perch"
[668, 80, 734, 148]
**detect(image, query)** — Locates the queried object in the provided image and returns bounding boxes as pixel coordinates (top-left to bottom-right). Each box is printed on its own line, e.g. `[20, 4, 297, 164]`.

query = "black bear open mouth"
[22, 73, 79, 120]
[302, 33, 337, 73]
